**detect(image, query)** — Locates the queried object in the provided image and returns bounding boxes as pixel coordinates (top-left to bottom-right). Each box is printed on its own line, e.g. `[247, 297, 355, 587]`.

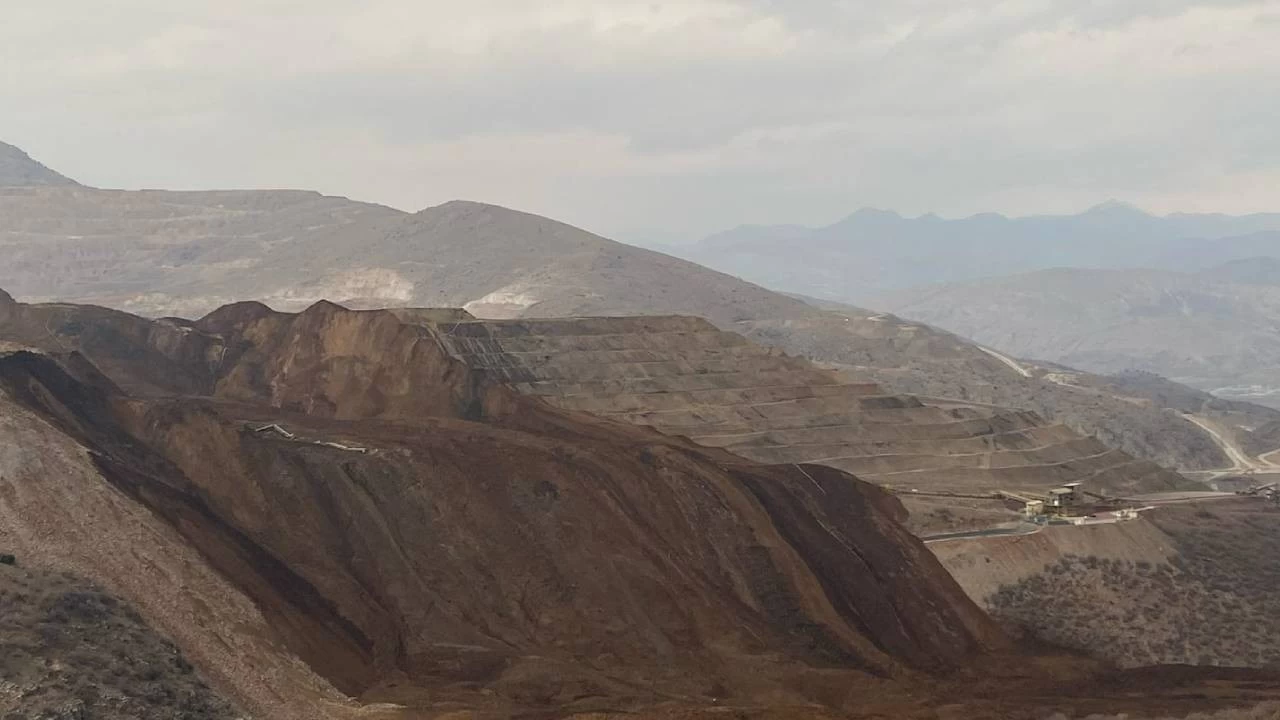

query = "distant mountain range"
[684, 202, 1280, 302]
[682, 203, 1280, 410]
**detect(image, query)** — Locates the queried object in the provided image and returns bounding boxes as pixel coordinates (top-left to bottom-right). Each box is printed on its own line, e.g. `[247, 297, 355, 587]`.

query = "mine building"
[1047, 482, 1081, 509]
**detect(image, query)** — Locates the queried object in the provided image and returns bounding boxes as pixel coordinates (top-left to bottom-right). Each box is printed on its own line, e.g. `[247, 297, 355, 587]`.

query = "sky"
[2, 0, 1279, 243]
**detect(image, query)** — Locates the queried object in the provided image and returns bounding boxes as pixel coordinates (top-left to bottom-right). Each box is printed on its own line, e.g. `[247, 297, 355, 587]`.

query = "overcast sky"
[3, 1, 1278, 242]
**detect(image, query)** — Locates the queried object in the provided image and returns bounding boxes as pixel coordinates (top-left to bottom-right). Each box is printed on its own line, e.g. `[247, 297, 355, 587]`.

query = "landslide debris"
[1, 293, 1193, 535]
[0, 297, 1008, 716]
[4, 292, 1280, 718]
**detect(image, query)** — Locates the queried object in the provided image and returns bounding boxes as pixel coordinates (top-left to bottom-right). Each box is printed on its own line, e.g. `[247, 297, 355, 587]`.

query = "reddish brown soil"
[3, 293, 1280, 719]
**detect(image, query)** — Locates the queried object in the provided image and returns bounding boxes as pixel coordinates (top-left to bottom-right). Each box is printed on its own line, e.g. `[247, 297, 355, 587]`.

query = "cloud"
[1, 0, 1278, 238]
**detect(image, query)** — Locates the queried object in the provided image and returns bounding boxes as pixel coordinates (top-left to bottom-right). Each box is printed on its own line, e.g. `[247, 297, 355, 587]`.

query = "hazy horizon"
[4, 1, 1279, 242]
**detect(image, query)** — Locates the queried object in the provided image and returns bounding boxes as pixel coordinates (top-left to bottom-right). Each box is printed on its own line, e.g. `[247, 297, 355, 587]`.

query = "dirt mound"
[0, 562, 240, 719]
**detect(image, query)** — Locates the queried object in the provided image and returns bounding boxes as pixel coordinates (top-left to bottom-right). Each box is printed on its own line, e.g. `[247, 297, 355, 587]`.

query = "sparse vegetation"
[986, 504, 1280, 669]
[0, 563, 241, 719]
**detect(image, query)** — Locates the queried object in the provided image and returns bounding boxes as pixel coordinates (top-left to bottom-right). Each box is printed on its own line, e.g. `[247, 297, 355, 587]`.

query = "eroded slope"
[0, 297, 1010, 716]
[7, 294, 1280, 719]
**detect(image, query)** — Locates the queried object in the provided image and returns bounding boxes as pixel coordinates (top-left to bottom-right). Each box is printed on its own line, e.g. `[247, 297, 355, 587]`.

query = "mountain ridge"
[0, 178, 1253, 472]
[685, 204, 1280, 303]
[876, 264, 1280, 411]
[0, 140, 79, 187]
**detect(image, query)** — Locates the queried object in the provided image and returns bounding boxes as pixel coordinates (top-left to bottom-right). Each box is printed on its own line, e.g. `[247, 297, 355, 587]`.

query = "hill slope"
[7, 293, 1280, 719]
[0, 140, 79, 186]
[430, 314, 1193, 534]
[0, 294, 1013, 716]
[877, 266, 1280, 411]
[0, 179, 1242, 472]
[0, 562, 240, 718]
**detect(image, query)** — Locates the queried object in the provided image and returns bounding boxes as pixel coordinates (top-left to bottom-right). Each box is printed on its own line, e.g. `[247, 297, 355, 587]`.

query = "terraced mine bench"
[431, 315, 1187, 521]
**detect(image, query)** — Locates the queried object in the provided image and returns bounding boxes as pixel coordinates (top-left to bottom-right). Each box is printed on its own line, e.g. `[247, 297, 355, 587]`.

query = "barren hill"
[0, 170, 1237, 472]
[876, 266, 1280, 411]
[0, 290, 1196, 528]
[0, 184, 401, 313]
[0, 292, 1007, 716]
[0, 140, 79, 187]
[9, 292, 1280, 718]
[6, 291, 1280, 719]
[0, 144, 1244, 472]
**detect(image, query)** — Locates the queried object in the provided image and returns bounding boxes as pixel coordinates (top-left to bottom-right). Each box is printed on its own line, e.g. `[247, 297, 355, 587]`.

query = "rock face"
[0, 294, 1010, 716]
[0, 141, 79, 187]
[0, 287, 13, 325]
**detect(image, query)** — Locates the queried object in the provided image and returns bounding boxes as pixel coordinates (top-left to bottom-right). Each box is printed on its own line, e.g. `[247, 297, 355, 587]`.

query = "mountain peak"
[0, 141, 79, 187]
[833, 207, 906, 228]
[1083, 199, 1148, 217]
[849, 207, 904, 220]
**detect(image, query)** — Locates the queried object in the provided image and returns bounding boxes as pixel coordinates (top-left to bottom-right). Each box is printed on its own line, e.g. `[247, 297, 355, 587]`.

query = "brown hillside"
[0, 297, 1008, 716]
[0, 293, 1195, 536]
[6, 293, 1280, 718]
